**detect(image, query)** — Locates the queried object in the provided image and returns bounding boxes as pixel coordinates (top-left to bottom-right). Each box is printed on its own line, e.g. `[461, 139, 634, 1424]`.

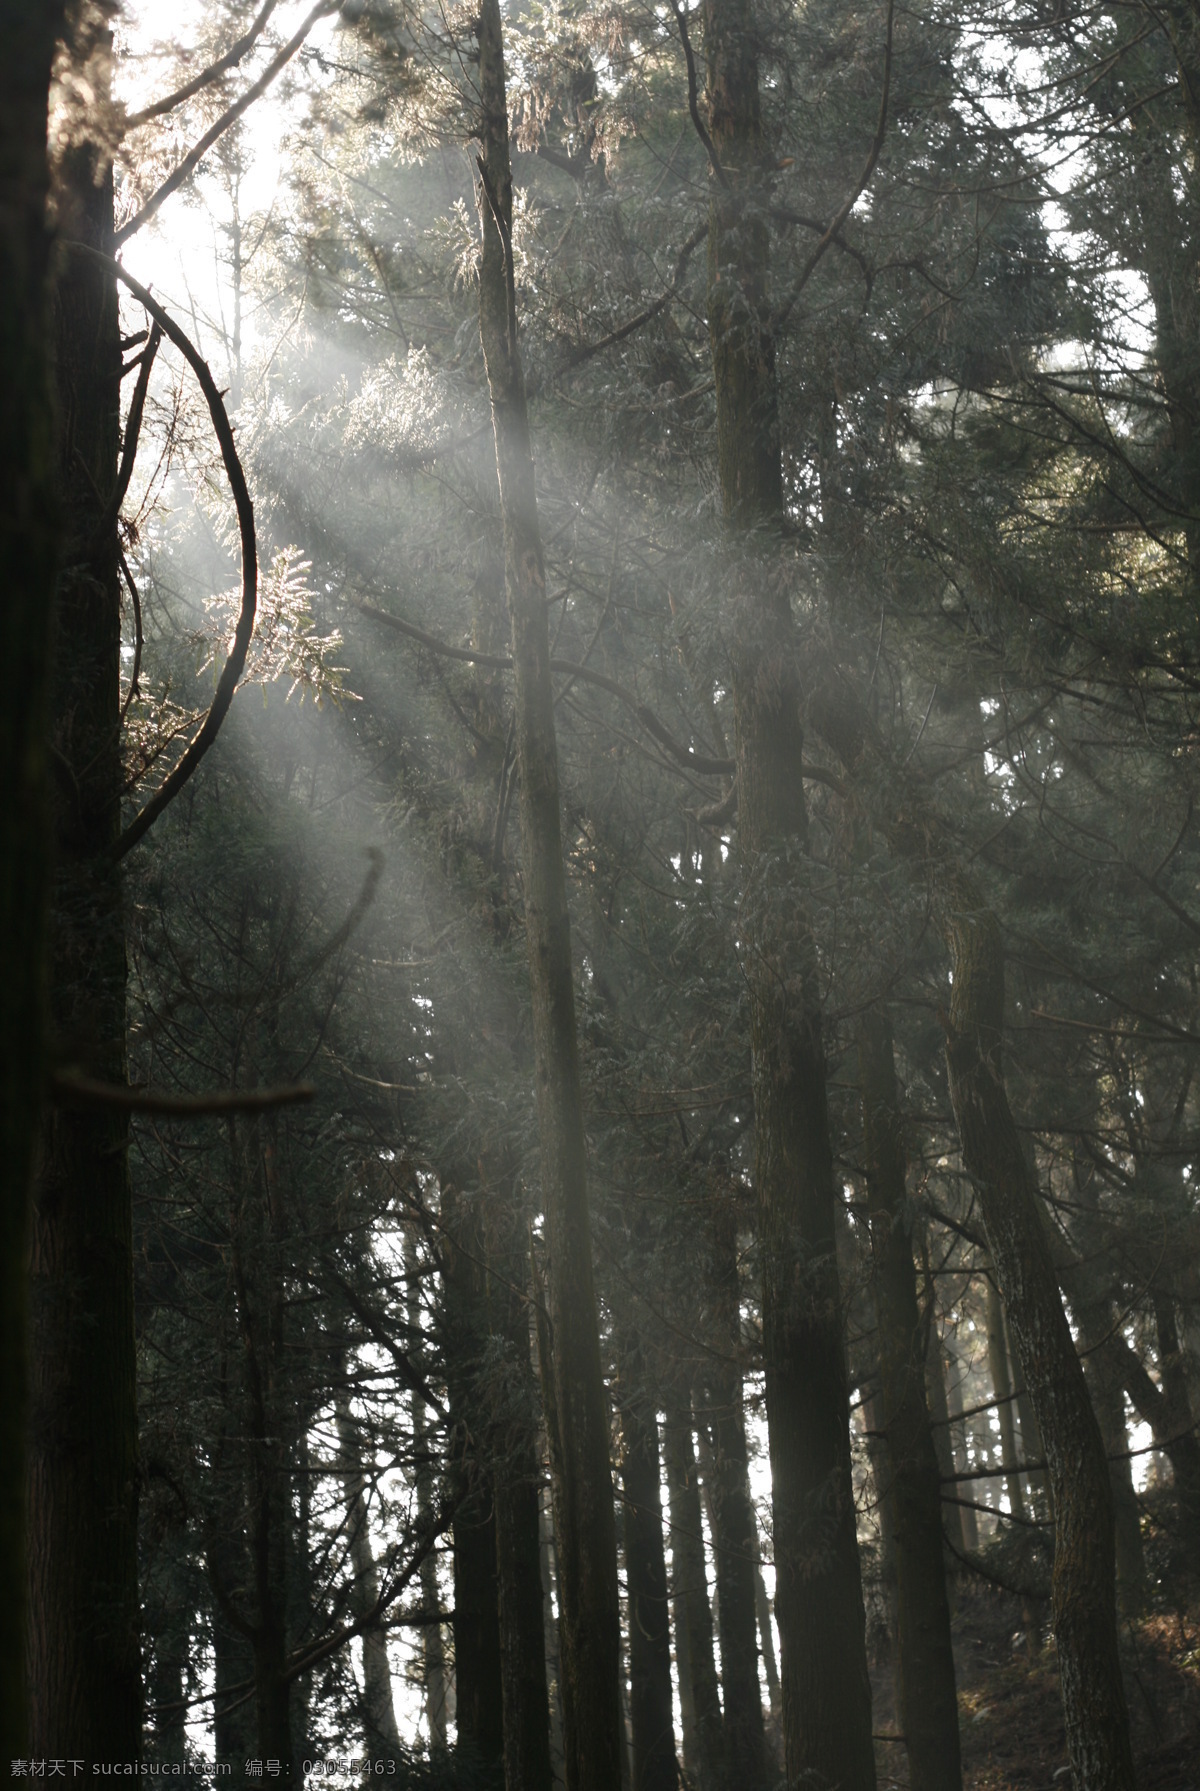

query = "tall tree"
[0, 0, 65, 1755]
[28, 1, 141, 1757]
[699, 0, 877, 1781]
[474, 6, 624, 1790]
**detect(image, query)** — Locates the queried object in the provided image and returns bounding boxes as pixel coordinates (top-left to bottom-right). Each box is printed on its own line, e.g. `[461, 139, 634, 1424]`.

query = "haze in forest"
[2, 4, 1199, 1791]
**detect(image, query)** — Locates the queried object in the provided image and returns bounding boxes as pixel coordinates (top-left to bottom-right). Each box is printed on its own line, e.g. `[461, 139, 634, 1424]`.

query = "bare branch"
[50, 1073, 315, 1116]
[671, 0, 730, 190]
[123, 0, 283, 131]
[66, 245, 258, 860]
[115, 0, 340, 246]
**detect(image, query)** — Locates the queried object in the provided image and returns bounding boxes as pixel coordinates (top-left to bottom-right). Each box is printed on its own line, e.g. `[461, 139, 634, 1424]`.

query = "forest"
[3, 1, 1200, 1788]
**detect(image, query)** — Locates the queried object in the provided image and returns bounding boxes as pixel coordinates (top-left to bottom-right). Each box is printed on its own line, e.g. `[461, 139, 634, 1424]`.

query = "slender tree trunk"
[941, 1340, 978, 1555]
[486, 1201, 553, 1791]
[662, 1385, 722, 1791]
[806, 668, 1137, 1789]
[697, 1210, 765, 1791]
[442, 1189, 504, 1785]
[619, 1340, 678, 1791]
[702, 4, 876, 1780]
[859, 1011, 962, 1791]
[984, 1277, 1027, 1523]
[336, 1399, 401, 1755]
[940, 891, 1135, 1790]
[407, 1235, 448, 1750]
[475, 8, 622, 1789]
[0, 0, 63, 1756]
[27, 4, 140, 1759]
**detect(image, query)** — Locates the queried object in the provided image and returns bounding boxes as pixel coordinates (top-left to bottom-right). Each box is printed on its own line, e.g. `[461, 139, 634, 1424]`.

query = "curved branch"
[671, 0, 730, 190]
[115, 0, 339, 247]
[66, 244, 258, 860]
[124, 0, 283, 130]
[50, 1073, 314, 1116]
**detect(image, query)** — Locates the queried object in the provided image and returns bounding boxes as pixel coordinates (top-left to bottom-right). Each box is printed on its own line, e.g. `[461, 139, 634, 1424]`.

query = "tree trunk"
[474, 8, 623, 1790]
[859, 1010, 962, 1791]
[619, 1341, 678, 1791]
[27, 4, 140, 1759]
[805, 666, 1137, 1789]
[701, 0, 876, 1780]
[662, 1384, 722, 1791]
[941, 1339, 978, 1555]
[940, 891, 1135, 1790]
[984, 1276, 1027, 1524]
[407, 1234, 449, 1750]
[336, 1399, 401, 1756]
[486, 1204, 553, 1791]
[0, 0, 63, 1756]
[696, 1210, 765, 1791]
[442, 1189, 504, 1786]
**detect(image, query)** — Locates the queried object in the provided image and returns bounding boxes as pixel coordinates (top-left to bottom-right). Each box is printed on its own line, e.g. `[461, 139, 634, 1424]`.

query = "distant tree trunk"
[407, 1235, 448, 1749]
[485, 1201, 553, 1791]
[442, 1188, 504, 1785]
[806, 668, 1137, 1790]
[859, 1010, 962, 1791]
[752, 1561, 780, 1723]
[474, 8, 623, 1791]
[27, 3, 140, 1759]
[539, 1489, 565, 1784]
[697, 1210, 766, 1791]
[618, 1338, 678, 1791]
[941, 1340, 978, 1555]
[984, 1276, 1027, 1524]
[939, 889, 1135, 1790]
[662, 1385, 722, 1791]
[701, 0, 876, 1779]
[0, 0, 63, 1756]
[336, 1399, 401, 1755]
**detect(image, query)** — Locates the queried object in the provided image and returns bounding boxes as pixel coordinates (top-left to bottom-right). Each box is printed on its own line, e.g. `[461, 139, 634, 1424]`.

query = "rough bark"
[474, 8, 623, 1790]
[859, 1011, 962, 1791]
[27, 3, 140, 1759]
[0, 0, 63, 1755]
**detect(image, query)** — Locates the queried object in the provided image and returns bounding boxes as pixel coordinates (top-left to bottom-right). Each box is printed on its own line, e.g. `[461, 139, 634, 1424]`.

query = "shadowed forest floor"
[865, 1586, 1200, 1790]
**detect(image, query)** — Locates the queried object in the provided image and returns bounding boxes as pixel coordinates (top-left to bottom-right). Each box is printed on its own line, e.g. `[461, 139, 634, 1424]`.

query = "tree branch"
[773, 0, 894, 331]
[115, 0, 339, 246]
[66, 246, 259, 861]
[123, 0, 283, 131]
[50, 1073, 315, 1116]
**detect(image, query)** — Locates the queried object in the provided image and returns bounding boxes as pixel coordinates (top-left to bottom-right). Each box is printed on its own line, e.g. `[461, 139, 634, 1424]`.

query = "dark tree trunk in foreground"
[619, 1341, 678, 1791]
[702, 0, 876, 1783]
[859, 1011, 962, 1791]
[0, 0, 63, 1755]
[474, 8, 623, 1788]
[27, 4, 141, 1759]
[662, 1386, 722, 1791]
